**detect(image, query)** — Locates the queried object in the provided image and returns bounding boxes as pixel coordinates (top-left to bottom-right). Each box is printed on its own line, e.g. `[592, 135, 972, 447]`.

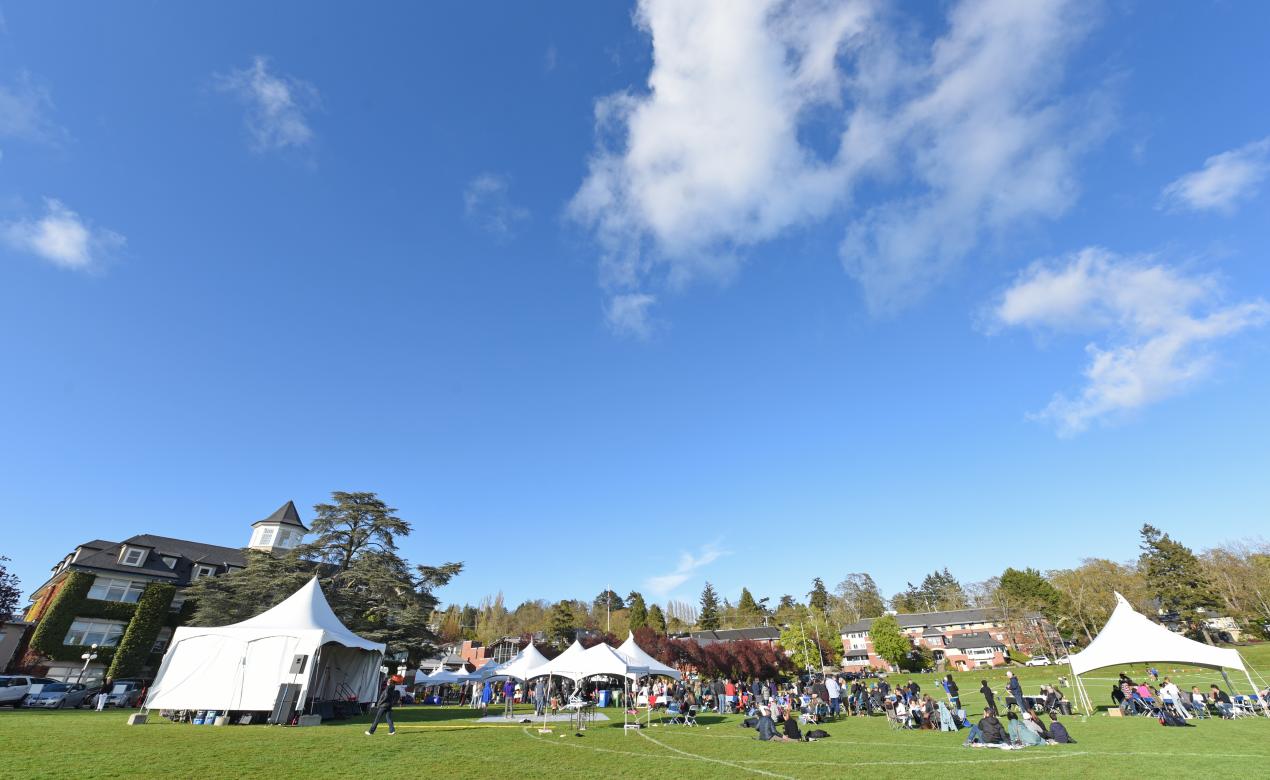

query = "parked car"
[105, 679, 146, 708]
[1025, 656, 1051, 667]
[0, 676, 59, 706]
[24, 683, 99, 709]
[1053, 655, 1070, 665]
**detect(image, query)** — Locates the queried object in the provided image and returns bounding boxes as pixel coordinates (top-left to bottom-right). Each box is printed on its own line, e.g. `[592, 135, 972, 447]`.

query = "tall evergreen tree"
[593, 589, 625, 611]
[697, 582, 721, 630]
[647, 602, 668, 634]
[548, 600, 576, 647]
[627, 591, 648, 631]
[1140, 524, 1219, 641]
[777, 594, 796, 610]
[807, 577, 830, 614]
[737, 587, 763, 624]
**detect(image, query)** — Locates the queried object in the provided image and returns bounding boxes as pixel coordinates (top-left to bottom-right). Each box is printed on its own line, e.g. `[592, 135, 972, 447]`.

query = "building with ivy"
[19, 501, 307, 685]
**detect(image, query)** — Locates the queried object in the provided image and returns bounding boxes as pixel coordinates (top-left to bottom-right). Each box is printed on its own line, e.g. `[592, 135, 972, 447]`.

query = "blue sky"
[3, 1, 1269, 614]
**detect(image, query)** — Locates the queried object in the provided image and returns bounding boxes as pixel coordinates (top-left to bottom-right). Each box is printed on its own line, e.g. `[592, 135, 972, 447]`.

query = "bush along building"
[19, 501, 307, 685]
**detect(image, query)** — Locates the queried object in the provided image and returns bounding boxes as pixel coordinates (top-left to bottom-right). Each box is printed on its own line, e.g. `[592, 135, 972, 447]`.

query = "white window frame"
[119, 547, 147, 567]
[64, 619, 127, 647]
[87, 577, 147, 604]
[151, 627, 173, 653]
[193, 565, 216, 580]
[258, 527, 276, 547]
[169, 592, 187, 612]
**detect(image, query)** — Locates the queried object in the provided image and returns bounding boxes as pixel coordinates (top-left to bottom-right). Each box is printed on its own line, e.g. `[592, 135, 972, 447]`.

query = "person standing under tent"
[503, 678, 516, 717]
[365, 682, 400, 736]
[532, 680, 546, 716]
[480, 679, 493, 716]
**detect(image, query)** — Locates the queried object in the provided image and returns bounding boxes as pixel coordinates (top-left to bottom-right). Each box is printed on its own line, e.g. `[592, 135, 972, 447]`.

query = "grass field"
[4, 645, 1268, 779]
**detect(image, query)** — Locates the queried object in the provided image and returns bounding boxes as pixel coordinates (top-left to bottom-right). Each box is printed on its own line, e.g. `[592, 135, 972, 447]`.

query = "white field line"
[519, 726, 702, 763]
[636, 729, 797, 779]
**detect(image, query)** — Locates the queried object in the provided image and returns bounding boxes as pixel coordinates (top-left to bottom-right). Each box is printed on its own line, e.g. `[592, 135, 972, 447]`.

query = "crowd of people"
[1110, 672, 1258, 720]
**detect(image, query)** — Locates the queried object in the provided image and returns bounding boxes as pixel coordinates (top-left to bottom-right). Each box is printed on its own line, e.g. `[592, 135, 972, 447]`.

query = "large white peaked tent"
[493, 642, 550, 680]
[145, 578, 385, 713]
[614, 632, 681, 680]
[1066, 592, 1264, 714]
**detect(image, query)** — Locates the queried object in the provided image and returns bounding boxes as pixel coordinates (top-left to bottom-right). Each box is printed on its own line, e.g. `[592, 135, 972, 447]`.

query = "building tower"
[248, 500, 308, 553]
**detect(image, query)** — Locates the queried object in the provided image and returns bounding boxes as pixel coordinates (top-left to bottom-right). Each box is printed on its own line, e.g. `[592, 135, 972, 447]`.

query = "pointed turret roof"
[252, 500, 308, 531]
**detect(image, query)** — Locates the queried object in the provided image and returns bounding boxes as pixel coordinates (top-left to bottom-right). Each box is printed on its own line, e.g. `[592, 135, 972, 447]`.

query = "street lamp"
[77, 644, 99, 685]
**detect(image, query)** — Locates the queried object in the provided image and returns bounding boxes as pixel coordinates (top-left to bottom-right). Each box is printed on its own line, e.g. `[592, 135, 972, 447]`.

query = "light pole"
[77, 644, 99, 685]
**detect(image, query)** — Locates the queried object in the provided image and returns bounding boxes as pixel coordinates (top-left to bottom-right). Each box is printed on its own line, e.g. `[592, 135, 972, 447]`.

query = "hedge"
[28, 572, 94, 659]
[107, 582, 175, 679]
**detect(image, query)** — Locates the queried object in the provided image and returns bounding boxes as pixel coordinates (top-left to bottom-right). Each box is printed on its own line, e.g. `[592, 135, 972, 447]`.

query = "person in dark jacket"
[782, 712, 803, 741]
[944, 674, 960, 708]
[755, 707, 778, 741]
[980, 680, 996, 714]
[965, 708, 1005, 745]
[1047, 712, 1075, 743]
[1006, 671, 1027, 712]
[365, 682, 400, 735]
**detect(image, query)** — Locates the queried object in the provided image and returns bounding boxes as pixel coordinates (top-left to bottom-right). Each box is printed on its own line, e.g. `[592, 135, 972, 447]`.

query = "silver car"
[24, 682, 97, 709]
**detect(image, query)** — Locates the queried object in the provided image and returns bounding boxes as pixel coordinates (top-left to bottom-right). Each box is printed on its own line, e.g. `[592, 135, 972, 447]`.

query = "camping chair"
[883, 701, 911, 731]
[1231, 696, 1256, 719]
[664, 702, 683, 725]
[682, 705, 698, 726]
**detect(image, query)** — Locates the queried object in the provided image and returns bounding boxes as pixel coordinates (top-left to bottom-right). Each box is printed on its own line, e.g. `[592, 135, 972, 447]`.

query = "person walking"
[944, 674, 960, 709]
[503, 678, 517, 717]
[1006, 671, 1027, 712]
[980, 680, 996, 714]
[365, 681, 400, 735]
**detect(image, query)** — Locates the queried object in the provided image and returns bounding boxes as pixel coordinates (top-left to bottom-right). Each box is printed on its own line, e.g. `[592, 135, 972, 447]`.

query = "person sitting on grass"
[1047, 712, 1075, 743]
[755, 706, 779, 741]
[1021, 711, 1050, 741]
[964, 708, 1005, 747]
[1007, 711, 1044, 747]
[782, 711, 803, 742]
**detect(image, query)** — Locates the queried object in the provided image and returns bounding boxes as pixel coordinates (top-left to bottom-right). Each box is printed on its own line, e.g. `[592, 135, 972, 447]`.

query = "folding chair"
[683, 705, 698, 726]
[664, 703, 684, 725]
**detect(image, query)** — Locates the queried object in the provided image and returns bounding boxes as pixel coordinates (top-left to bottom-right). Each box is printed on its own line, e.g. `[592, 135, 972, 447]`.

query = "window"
[258, 527, 276, 547]
[169, 592, 187, 612]
[120, 547, 146, 566]
[152, 628, 173, 653]
[87, 577, 146, 604]
[161, 556, 177, 569]
[193, 565, 215, 579]
[64, 619, 126, 647]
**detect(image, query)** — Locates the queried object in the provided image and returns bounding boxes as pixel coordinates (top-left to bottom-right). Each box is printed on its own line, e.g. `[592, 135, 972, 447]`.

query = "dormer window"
[193, 564, 216, 580]
[162, 556, 177, 569]
[120, 546, 147, 567]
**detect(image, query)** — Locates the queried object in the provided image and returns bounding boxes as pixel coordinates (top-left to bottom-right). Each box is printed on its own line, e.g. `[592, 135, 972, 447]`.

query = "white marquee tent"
[145, 578, 385, 713]
[614, 632, 681, 680]
[492, 642, 550, 680]
[1067, 592, 1265, 714]
[418, 665, 469, 685]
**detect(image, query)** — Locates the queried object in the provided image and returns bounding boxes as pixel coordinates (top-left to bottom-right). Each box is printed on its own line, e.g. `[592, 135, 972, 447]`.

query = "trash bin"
[597, 690, 612, 707]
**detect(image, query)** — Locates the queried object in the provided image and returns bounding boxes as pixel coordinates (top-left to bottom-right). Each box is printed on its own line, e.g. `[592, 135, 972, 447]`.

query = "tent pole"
[1238, 655, 1269, 717]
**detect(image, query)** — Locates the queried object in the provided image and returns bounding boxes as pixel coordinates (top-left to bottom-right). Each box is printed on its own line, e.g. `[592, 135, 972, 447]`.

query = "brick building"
[840, 608, 1056, 671]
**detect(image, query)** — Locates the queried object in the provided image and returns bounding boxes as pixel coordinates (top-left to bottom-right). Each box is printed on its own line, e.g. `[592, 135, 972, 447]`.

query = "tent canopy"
[1068, 592, 1244, 676]
[493, 642, 550, 680]
[145, 577, 385, 712]
[614, 632, 681, 679]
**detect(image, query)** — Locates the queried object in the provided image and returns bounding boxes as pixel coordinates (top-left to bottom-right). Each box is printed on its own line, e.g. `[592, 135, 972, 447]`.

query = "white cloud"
[463, 173, 529, 238]
[993, 247, 1269, 435]
[1160, 137, 1270, 214]
[215, 56, 319, 153]
[644, 543, 727, 597]
[0, 72, 66, 145]
[2, 198, 125, 270]
[605, 292, 656, 339]
[571, 0, 1102, 330]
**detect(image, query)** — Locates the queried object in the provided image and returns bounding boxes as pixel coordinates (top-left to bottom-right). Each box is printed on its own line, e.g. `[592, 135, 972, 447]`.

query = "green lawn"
[3, 645, 1268, 779]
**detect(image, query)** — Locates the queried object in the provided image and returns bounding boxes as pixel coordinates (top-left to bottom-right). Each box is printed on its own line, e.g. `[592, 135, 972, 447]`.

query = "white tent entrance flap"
[144, 578, 385, 716]
[1066, 592, 1266, 716]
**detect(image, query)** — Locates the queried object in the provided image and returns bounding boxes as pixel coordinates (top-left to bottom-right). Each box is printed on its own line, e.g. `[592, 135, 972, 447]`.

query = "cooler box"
[597, 690, 612, 707]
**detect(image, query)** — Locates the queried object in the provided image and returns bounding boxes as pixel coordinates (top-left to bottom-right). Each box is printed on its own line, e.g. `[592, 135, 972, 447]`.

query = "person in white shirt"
[825, 676, 842, 717]
[1160, 679, 1187, 718]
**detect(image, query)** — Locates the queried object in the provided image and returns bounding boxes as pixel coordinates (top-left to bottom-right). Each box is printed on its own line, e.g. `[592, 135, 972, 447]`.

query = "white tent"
[535, 640, 591, 681]
[419, 665, 468, 685]
[145, 578, 385, 713]
[614, 632, 681, 680]
[1066, 593, 1264, 714]
[583, 642, 650, 680]
[465, 661, 507, 682]
[493, 642, 550, 681]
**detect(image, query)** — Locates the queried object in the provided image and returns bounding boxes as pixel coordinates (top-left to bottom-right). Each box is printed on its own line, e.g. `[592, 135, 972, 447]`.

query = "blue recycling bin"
[597, 690, 612, 707]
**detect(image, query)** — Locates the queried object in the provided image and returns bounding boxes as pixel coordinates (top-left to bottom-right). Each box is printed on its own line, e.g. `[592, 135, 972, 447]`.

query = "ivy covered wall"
[108, 582, 175, 679]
